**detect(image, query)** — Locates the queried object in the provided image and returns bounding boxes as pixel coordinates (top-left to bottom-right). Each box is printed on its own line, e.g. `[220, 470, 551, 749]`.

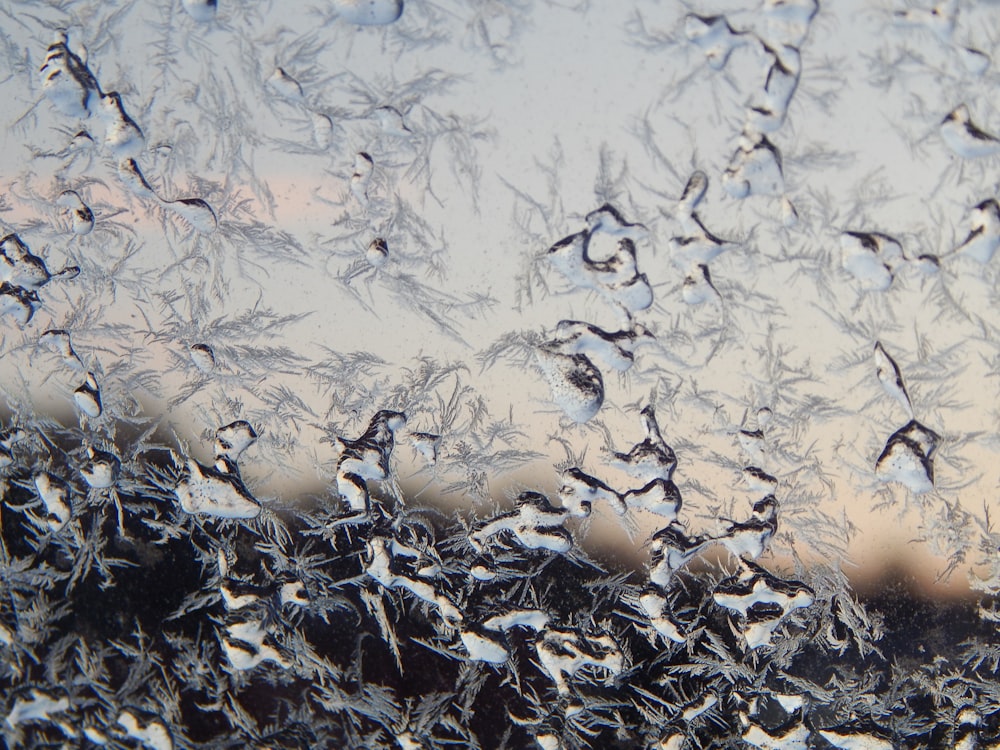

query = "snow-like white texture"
[817, 730, 894, 750]
[681, 264, 721, 305]
[722, 131, 785, 198]
[470, 491, 572, 553]
[718, 495, 779, 561]
[585, 204, 649, 241]
[483, 609, 550, 632]
[639, 588, 686, 643]
[165, 198, 218, 234]
[609, 406, 677, 483]
[365, 536, 462, 625]
[622, 478, 682, 520]
[214, 421, 258, 462]
[649, 521, 707, 586]
[279, 581, 308, 606]
[117, 711, 173, 750]
[545, 230, 653, 313]
[39, 33, 99, 118]
[5, 690, 69, 728]
[550, 319, 652, 372]
[335, 410, 406, 511]
[873, 342, 913, 417]
[954, 199, 1000, 263]
[81, 447, 120, 489]
[33, 471, 72, 531]
[940, 104, 1000, 158]
[223, 621, 289, 671]
[56, 190, 94, 235]
[460, 628, 508, 664]
[535, 627, 624, 695]
[681, 692, 717, 721]
[333, 0, 404, 26]
[182, 0, 217, 23]
[534, 347, 604, 423]
[175, 458, 261, 518]
[558, 466, 620, 517]
[840, 232, 903, 292]
[742, 721, 810, 749]
[714, 560, 813, 649]
[685, 13, 748, 70]
[875, 420, 940, 494]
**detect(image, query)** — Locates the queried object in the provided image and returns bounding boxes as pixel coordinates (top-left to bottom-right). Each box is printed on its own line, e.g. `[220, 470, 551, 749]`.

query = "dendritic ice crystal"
[2, 0, 1000, 748]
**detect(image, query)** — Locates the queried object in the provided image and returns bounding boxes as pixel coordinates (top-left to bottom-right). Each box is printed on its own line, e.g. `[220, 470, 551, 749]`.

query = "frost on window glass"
[2, 0, 1000, 747]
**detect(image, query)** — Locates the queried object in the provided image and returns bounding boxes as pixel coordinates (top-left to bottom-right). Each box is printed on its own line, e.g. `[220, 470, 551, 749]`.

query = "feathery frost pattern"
[2, 0, 1000, 748]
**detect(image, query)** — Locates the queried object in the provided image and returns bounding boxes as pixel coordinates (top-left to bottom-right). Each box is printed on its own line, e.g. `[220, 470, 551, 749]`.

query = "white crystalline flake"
[585, 203, 649, 241]
[34, 471, 72, 530]
[685, 14, 747, 69]
[81, 447, 120, 489]
[334, 0, 404, 25]
[57, 191, 95, 235]
[117, 711, 173, 750]
[366, 237, 389, 267]
[5, 690, 70, 728]
[189, 343, 216, 373]
[279, 581, 308, 606]
[551, 319, 652, 372]
[175, 458, 261, 518]
[166, 198, 218, 234]
[73, 371, 102, 418]
[312, 112, 334, 149]
[622, 478, 682, 520]
[365, 536, 462, 624]
[817, 731, 894, 750]
[39, 33, 99, 118]
[649, 521, 707, 586]
[374, 105, 411, 137]
[610, 406, 677, 483]
[558, 466, 622, 517]
[535, 628, 623, 695]
[97, 92, 146, 159]
[940, 105, 1000, 158]
[719, 495, 778, 561]
[639, 589, 686, 643]
[410, 431, 441, 465]
[483, 609, 550, 632]
[545, 231, 652, 312]
[335, 410, 406, 512]
[669, 214, 734, 268]
[681, 693, 717, 721]
[873, 341, 913, 417]
[954, 199, 1000, 263]
[118, 158, 159, 199]
[182, 0, 217, 22]
[534, 346, 604, 423]
[41, 329, 84, 370]
[840, 232, 895, 291]
[875, 419, 940, 494]
[682, 263, 720, 305]
[743, 721, 810, 749]
[214, 420, 258, 461]
[224, 621, 289, 670]
[723, 132, 784, 198]
[470, 491, 572, 553]
[0, 283, 39, 325]
[267, 67, 305, 103]
[0, 622, 12, 645]
[351, 152, 374, 204]
[460, 628, 509, 664]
